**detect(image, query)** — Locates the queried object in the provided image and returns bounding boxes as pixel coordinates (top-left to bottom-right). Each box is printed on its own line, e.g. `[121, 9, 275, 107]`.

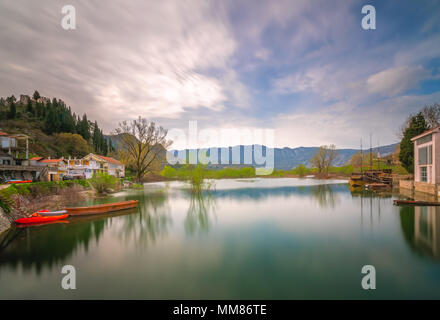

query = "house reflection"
[400, 205, 440, 261]
[414, 206, 440, 259]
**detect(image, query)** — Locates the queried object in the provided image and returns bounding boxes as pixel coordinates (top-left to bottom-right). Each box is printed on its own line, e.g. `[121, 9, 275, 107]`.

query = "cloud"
[0, 0, 250, 129]
[367, 65, 432, 97]
[0, 0, 439, 149]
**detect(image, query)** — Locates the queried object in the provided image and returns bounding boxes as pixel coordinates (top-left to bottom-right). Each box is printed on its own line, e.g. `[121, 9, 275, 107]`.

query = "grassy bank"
[161, 163, 408, 180]
[0, 180, 89, 213]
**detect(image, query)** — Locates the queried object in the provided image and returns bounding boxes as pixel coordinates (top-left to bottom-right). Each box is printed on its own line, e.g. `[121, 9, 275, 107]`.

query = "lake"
[1, 178, 440, 299]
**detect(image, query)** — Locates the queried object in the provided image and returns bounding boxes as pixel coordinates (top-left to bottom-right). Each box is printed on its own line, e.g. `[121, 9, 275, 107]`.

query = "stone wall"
[414, 181, 437, 195]
[0, 207, 11, 235]
[399, 180, 414, 190]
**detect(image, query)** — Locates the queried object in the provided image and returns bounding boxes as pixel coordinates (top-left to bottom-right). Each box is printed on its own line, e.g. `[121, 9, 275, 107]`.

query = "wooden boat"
[393, 199, 440, 206]
[36, 209, 68, 216]
[366, 183, 390, 190]
[15, 213, 69, 224]
[65, 200, 139, 216]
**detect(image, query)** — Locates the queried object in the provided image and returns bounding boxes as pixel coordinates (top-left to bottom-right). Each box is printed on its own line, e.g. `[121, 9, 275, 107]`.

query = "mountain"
[169, 143, 399, 170]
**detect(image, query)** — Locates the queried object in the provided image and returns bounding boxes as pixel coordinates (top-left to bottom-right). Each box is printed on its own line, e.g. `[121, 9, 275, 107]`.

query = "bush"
[89, 172, 118, 194]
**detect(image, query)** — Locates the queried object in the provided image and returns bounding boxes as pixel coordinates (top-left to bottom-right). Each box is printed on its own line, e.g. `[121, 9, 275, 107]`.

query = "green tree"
[8, 101, 16, 119]
[399, 112, 428, 173]
[33, 90, 40, 101]
[53, 133, 91, 157]
[26, 100, 33, 114]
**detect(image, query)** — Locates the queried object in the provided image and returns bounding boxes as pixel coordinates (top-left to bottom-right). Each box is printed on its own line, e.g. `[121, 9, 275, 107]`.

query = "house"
[31, 157, 68, 181]
[27, 154, 125, 181]
[81, 153, 125, 178]
[0, 131, 30, 160]
[400, 126, 440, 196]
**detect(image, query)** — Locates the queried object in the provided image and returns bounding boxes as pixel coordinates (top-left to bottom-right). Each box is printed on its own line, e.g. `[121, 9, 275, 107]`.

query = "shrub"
[89, 172, 119, 194]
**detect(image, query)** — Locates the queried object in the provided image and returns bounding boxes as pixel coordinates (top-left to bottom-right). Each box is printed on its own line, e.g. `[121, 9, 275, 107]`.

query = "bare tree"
[310, 144, 338, 176]
[114, 116, 172, 182]
[398, 103, 440, 139]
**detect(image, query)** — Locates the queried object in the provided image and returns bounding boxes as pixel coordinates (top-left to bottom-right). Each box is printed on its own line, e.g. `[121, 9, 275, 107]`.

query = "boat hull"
[65, 200, 139, 216]
[14, 214, 69, 224]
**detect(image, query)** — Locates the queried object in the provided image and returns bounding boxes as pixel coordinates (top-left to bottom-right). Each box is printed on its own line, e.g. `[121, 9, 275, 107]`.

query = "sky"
[0, 0, 440, 149]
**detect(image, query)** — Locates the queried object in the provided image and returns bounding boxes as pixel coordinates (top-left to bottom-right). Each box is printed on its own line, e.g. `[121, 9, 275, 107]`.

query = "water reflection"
[184, 191, 217, 235]
[311, 184, 339, 208]
[0, 219, 107, 273]
[400, 206, 440, 260]
[117, 189, 172, 247]
[210, 183, 345, 208]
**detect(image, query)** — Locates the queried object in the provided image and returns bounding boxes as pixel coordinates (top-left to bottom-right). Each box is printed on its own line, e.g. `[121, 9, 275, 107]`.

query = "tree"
[26, 100, 33, 114]
[8, 101, 16, 119]
[114, 116, 172, 182]
[33, 90, 40, 101]
[53, 133, 91, 157]
[310, 144, 338, 176]
[399, 112, 428, 173]
[421, 103, 440, 128]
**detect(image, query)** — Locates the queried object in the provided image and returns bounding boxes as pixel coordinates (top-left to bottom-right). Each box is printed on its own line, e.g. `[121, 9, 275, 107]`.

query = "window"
[421, 166, 427, 182]
[419, 145, 432, 165]
[417, 134, 432, 145]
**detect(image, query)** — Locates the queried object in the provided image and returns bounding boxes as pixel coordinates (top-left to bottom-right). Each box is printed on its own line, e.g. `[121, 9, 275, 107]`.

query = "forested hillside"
[0, 91, 115, 158]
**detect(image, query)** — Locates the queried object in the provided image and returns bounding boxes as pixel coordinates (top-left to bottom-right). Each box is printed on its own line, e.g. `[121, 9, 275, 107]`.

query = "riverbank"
[0, 180, 94, 234]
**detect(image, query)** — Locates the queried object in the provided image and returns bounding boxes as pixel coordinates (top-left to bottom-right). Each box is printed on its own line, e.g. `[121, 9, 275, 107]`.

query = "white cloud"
[367, 65, 431, 97]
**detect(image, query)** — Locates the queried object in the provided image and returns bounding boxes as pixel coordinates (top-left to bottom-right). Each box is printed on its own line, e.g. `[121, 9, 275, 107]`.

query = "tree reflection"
[184, 190, 217, 235]
[310, 184, 340, 208]
[0, 218, 107, 273]
[117, 189, 172, 247]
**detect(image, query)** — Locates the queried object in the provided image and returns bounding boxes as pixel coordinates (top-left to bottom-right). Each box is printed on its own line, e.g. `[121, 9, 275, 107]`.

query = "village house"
[30, 157, 68, 181]
[81, 153, 125, 178]
[30, 153, 125, 181]
[0, 131, 30, 162]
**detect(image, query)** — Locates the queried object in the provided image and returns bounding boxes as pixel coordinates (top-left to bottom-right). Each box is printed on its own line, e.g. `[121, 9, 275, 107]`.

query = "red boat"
[14, 213, 69, 224]
[6, 180, 32, 184]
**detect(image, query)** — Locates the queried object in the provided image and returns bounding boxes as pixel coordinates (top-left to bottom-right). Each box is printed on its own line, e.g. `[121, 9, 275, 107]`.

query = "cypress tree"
[399, 112, 429, 173]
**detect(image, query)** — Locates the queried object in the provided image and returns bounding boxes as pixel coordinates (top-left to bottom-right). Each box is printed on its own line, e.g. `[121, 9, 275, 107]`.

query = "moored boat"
[65, 200, 139, 216]
[6, 179, 32, 184]
[393, 199, 440, 206]
[35, 209, 68, 216]
[14, 213, 69, 224]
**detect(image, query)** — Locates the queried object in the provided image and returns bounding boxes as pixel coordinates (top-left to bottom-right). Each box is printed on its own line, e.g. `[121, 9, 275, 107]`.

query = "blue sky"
[0, 0, 439, 149]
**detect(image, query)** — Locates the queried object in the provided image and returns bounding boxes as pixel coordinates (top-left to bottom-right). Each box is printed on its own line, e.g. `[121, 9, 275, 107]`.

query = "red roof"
[39, 159, 65, 163]
[30, 157, 43, 161]
[0, 131, 9, 136]
[96, 155, 121, 165]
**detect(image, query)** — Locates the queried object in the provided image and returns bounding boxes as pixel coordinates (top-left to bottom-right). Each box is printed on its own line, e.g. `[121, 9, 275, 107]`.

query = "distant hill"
[0, 91, 113, 158]
[169, 143, 399, 170]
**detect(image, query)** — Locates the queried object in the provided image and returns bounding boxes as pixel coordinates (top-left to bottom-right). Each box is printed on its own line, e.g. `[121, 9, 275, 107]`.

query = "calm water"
[1, 178, 440, 299]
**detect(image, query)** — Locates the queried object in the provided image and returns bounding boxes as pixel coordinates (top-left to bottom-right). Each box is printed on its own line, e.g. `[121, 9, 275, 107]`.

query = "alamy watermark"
[61, 265, 76, 290]
[361, 265, 376, 290]
[361, 5, 376, 30]
[166, 121, 275, 175]
[61, 5, 76, 30]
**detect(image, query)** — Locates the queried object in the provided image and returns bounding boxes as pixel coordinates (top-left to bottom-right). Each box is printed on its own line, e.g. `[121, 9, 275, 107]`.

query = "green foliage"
[53, 132, 91, 157]
[292, 164, 309, 176]
[399, 112, 428, 173]
[0, 91, 114, 157]
[89, 172, 119, 194]
[0, 180, 89, 213]
[161, 165, 256, 180]
[8, 101, 16, 119]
